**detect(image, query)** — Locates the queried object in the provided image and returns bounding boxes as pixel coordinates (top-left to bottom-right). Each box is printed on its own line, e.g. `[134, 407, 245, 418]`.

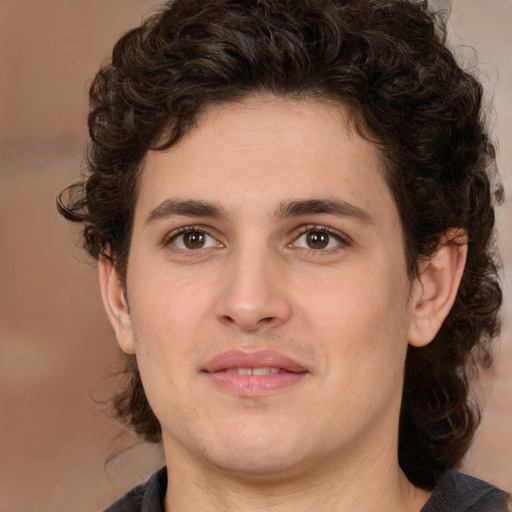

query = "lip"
[202, 350, 308, 397]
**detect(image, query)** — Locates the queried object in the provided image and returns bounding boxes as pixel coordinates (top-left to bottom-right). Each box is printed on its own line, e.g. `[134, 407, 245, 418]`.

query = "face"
[104, 96, 423, 481]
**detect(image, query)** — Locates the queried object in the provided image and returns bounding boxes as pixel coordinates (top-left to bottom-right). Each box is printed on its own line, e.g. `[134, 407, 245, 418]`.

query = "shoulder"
[103, 467, 167, 512]
[422, 469, 509, 512]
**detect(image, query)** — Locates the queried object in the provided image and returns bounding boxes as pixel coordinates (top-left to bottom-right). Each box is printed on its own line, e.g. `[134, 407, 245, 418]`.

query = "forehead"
[134, 95, 398, 228]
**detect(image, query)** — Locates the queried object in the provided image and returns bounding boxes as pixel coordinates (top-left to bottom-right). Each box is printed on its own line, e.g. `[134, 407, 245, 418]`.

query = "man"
[58, 0, 509, 510]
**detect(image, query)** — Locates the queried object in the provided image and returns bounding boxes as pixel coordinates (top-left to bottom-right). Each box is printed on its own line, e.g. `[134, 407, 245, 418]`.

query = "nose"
[215, 248, 292, 332]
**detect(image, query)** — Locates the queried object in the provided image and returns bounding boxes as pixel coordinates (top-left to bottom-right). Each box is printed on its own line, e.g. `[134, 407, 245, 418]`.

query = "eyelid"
[288, 224, 353, 251]
[162, 225, 223, 249]
[160, 223, 351, 253]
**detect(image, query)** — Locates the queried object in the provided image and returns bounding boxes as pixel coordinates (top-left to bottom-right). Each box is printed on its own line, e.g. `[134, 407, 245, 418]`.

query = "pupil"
[307, 232, 329, 249]
[184, 231, 205, 249]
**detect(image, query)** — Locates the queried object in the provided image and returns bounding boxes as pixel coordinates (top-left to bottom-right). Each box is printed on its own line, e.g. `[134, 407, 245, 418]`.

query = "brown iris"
[306, 231, 330, 249]
[183, 231, 207, 249]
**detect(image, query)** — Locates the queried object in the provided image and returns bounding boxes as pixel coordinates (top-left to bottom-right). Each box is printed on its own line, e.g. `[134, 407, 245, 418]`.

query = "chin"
[209, 449, 308, 480]
[202, 420, 312, 477]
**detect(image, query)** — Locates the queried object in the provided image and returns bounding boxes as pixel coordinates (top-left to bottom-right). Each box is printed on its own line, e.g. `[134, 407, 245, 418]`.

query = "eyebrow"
[144, 197, 372, 227]
[145, 199, 227, 226]
[275, 198, 371, 224]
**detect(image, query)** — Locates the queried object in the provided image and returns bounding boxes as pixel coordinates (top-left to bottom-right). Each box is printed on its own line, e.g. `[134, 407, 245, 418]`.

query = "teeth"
[252, 367, 280, 375]
[227, 367, 252, 375]
[226, 367, 280, 375]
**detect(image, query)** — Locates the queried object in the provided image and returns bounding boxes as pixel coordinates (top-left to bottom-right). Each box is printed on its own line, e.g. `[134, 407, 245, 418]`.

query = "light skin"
[100, 95, 467, 512]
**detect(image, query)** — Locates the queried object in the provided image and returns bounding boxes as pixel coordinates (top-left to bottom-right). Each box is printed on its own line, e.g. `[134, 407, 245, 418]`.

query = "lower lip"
[204, 370, 306, 397]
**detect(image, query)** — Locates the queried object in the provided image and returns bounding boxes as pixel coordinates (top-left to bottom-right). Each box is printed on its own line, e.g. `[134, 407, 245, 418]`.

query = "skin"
[100, 95, 467, 512]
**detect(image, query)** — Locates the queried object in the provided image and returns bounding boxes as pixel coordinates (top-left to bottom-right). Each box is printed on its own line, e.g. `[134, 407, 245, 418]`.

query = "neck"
[162, 438, 431, 512]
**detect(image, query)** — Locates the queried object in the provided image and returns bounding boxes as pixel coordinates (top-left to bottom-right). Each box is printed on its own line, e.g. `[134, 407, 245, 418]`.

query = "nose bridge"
[216, 237, 291, 331]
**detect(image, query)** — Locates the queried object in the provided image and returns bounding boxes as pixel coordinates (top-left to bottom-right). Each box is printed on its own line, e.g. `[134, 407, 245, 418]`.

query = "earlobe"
[408, 230, 468, 348]
[98, 255, 136, 355]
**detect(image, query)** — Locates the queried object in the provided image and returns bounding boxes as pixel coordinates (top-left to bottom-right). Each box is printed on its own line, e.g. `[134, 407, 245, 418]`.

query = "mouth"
[226, 367, 281, 375]
[202, 350, 308, 397]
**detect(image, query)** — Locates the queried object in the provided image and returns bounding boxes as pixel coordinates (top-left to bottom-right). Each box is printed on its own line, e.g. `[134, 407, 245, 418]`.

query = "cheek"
[126, 269, 220, 401]
[299, 268, 410, 374]
[128, 296, 201, 422]
[129, 263, 213, 330]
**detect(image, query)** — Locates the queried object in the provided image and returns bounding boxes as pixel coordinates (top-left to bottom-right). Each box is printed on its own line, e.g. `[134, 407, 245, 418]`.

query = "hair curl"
[58, 0, 502, 489]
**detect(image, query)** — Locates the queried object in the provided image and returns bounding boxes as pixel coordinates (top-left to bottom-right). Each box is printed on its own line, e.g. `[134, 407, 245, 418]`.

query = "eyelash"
[162, 224, 352, 254]
[163, 226, 221, 252]
[290, 224, 352, 254]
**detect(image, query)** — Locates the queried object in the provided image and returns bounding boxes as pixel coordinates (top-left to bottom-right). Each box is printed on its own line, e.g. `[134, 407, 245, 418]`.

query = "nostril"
[217, 313, 279, 331]
[219, 315, 235, 325]
[215, 287, 293, 331]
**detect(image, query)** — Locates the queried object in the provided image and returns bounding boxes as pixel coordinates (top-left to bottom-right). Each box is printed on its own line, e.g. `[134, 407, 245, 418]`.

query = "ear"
[408, 230, 467, 348]
[98, 255, 135, 354]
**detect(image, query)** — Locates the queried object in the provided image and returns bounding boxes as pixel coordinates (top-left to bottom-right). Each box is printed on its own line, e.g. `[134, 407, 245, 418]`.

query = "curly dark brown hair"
[58, 0, 502, 489]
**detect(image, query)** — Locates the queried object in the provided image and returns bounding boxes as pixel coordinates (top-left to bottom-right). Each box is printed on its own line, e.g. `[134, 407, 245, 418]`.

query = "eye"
[171, 229, 219, 250]
[293, 228, 346, 251]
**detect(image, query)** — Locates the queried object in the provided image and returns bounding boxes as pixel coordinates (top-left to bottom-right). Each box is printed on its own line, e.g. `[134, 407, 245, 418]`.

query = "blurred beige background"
[0, 1, 510, 511]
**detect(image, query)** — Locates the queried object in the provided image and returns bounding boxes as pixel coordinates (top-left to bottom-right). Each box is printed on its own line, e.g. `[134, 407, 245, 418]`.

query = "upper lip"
[203, 350, 308, 373]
